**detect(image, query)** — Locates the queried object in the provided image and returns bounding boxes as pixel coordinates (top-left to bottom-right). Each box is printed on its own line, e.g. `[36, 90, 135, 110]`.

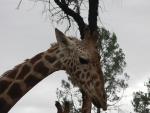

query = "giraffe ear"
[55, 28, 70, 47]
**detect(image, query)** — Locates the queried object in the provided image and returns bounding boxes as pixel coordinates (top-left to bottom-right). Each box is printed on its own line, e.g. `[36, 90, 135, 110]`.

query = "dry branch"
[54, 0, 86, 39]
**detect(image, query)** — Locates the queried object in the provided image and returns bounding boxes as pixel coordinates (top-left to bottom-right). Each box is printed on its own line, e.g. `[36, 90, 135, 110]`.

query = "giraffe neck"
[0, 44, 64, 113]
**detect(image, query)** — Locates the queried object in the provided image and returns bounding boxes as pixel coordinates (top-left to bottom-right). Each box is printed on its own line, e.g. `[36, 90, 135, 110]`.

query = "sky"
[0, 0, 150, 113]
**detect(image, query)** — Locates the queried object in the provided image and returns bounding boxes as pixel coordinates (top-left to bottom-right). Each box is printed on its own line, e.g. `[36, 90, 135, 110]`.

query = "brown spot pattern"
[17, 64, 30, 79]
[8, 83, 23, 99]
[45, 55, 56, 63]
[73, 66, 76, 71]
[54, 61, 61, 69]
[59, 53, 64, 57]
[24, 74, 41, 88]
[6, 69, 18, 79]
[68, 67, 73, 73]
[64, 59, 68, 63]
[70, 62, 73, 67]
[87, 72, 90, 76]
[0, 80, 11, 94]
[81, 74, 85, 79]
[0, 98, 10, 113]
[84, 69, 87, 72]
[95, 81, 100, 87]
[79, 80, 85, 85]
[30, 52, 43, 64]
[56, 50, 60, 54]
[75, 71, 81, 76]
[34, 61, 49, 75]
[87, 79, 92, 85]
[91, 75, 98, 81]
[47, 46, 58, 53]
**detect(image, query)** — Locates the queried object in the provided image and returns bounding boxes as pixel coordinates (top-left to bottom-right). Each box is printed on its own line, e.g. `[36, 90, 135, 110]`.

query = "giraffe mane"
[1, 62, 25, 79]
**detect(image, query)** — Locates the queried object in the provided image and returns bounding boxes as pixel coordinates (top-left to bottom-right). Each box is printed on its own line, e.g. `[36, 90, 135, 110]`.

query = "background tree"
[132, 79, 150, 113]
[56, 27, 129, 113]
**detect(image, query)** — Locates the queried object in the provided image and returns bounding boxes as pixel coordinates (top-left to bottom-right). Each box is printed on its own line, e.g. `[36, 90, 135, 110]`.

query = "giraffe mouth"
[92, 97, 107, 111]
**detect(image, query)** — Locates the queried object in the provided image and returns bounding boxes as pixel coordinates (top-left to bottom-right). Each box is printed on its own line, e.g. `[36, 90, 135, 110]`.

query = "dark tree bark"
[88, 0, 99, 32]
[55, 101, 70, 113]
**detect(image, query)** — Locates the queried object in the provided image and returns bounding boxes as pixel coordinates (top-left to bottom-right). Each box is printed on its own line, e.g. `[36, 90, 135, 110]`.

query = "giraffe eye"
[79, 57, 89, 64]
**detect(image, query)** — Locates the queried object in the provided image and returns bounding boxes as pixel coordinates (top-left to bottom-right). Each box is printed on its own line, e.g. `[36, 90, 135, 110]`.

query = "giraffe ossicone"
[0, 28, 107, 113]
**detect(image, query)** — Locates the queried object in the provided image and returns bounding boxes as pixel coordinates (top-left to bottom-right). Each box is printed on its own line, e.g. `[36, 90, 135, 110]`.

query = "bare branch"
[16, 0, 23, 9]
[64, 15, 72, 34]
[54, 0, 86, 39]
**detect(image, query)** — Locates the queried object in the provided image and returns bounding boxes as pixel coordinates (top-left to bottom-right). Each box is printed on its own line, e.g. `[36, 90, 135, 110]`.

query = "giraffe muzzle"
[92, 97, 107, 111]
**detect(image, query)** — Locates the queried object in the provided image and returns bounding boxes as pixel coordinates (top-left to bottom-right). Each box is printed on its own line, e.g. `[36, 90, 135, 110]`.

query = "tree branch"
[54, 0, 86, 39]
[16, 0, 23, 9]
[55, 101, 70, 113]
[88, 0, 99, 32]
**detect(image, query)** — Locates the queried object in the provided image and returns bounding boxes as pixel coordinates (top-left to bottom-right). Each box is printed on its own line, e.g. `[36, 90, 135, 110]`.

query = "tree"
[56, 27, 129, 112]
[132, 79, 150, 113]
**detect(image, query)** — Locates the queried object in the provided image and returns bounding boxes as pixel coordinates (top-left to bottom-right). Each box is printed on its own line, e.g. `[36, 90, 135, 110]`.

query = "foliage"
[98, 28, 129, 104]
[132, 79, 150, 113]
[56, 27, 129, 112]
[56, 80, 82, 113]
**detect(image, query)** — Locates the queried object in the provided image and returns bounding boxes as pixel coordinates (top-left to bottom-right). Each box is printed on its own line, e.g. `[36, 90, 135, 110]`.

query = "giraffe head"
[55, 29, 107, 110]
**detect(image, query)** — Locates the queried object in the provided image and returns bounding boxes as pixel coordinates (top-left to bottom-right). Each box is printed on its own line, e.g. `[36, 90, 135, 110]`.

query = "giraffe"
[0, 29, 107, 113]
